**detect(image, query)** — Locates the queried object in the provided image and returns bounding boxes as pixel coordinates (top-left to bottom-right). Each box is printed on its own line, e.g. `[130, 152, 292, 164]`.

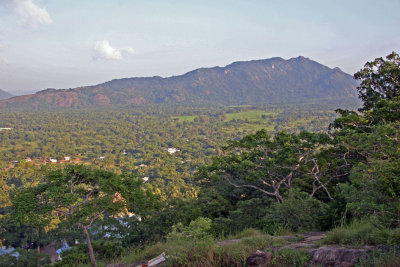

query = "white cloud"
[93, 40, 135, 60]
[12, 0, 53, 28]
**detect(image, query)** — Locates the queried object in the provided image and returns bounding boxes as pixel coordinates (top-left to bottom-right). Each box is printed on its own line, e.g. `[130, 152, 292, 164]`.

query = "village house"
[167, 147, 180, 154]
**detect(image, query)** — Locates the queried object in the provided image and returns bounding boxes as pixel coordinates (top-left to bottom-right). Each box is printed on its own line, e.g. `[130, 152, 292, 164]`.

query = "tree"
[198, 130, 335, 202]
[355, 51, 400, 111]
[333, 98, 400, 226]
[10, 165, 149, 267]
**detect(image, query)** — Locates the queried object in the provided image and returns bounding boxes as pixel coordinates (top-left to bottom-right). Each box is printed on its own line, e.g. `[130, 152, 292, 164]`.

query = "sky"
[0, 0, 399, 94]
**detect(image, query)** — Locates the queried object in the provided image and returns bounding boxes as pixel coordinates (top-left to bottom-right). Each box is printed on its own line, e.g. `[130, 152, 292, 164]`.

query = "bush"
[209, 198, 273, 237]
[55, 240, 124, 266]
[55, 247, 88, 266]
[264, 189, 328, 232]
[167, 217, 213, 241]
[0, 248, 50, 267]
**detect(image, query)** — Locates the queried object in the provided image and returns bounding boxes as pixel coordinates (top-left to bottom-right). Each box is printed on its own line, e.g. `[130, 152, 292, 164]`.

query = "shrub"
[167, 217, 213, 241]
[55, 247, 89, 266]
[264, 189, 328, 232]
[55, 240, 124, 266]
[0, 248, 50, 267]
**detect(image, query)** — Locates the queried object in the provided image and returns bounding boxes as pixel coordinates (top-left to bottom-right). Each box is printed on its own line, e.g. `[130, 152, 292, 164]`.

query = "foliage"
[354, 51, 400, 111]
[0, 215, 54, 249]
[10, 165, 150, 267]
[167, 217, 213, 241]
[334, 110, 400, 226]
[264, 189, 328, 231]
[56, 240, 124, 266]
[0, 248, 50, 267]
[199, 130, 334, 202]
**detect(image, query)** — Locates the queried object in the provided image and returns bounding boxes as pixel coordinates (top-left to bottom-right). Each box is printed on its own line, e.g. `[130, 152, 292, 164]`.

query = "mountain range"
[0, 57, 359, 109]
[0, 89, 13, 101]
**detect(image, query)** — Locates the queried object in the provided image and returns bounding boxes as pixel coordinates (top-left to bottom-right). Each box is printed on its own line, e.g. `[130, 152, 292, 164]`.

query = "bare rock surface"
[309, 246, 373, 267]
[246, 232, 373, 267]
[246, 250, 273, 267]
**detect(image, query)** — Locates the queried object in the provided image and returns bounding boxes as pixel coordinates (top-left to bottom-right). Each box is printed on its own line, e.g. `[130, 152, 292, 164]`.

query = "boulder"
[246, 250, 273, 267]
[310, 246, 372, 267]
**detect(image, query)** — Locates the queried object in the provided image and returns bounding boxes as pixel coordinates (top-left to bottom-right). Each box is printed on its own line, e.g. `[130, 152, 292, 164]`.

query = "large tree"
[198, 130, 346, 202]
[355, 51, 400, 111]
[10, 165, 149, 267]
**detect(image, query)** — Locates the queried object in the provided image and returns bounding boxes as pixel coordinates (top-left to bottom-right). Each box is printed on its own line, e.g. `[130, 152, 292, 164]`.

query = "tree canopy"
[10, 165, 151, 267]
[355, 51, 400, 111]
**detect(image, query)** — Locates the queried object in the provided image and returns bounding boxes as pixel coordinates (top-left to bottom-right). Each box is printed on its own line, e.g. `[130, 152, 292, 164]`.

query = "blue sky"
[0, 0, 399, 94]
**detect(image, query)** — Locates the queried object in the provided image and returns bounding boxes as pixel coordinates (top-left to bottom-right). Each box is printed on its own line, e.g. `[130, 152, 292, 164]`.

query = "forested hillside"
[0, 57, 359, 109]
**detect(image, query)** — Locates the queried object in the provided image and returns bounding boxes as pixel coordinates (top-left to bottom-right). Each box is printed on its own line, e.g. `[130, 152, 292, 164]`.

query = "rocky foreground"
[108, 232, 384, 267]
[246, 232, 375, 267]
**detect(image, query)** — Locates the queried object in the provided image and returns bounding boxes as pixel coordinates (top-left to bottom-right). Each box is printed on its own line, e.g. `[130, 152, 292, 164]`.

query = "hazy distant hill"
[0, 89, 14, 100]
[0, 57, 359, 109]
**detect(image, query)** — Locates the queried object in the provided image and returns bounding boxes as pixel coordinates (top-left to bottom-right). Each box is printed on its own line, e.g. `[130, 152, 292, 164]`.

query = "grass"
[115, 229, 284, 267]
[357, 249, 400, 267]
[223, 110, 277, 122]
[320, 220, 392, 246]
[272, 248, 312, 267]
[229, 228, 264, 239]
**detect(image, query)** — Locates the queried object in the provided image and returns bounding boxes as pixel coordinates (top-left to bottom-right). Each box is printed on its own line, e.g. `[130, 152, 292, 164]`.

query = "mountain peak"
[0, 57, 359, 109]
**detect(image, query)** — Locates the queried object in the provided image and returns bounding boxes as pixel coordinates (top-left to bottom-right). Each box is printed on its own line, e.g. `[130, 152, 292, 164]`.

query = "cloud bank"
[93, 40, 134, 60]
[12, 0, 53, 28]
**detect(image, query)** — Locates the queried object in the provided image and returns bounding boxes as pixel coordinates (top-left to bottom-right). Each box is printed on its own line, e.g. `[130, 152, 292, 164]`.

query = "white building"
[167, 147, 180, 154]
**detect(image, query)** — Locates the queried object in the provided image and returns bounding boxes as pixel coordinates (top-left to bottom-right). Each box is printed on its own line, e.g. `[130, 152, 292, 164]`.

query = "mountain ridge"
[0, 56, 359, 109]
[0, 89, 14, 101]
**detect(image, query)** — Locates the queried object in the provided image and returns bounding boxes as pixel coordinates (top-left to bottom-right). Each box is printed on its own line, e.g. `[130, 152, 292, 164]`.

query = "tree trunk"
[81, 226, 97, 267]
